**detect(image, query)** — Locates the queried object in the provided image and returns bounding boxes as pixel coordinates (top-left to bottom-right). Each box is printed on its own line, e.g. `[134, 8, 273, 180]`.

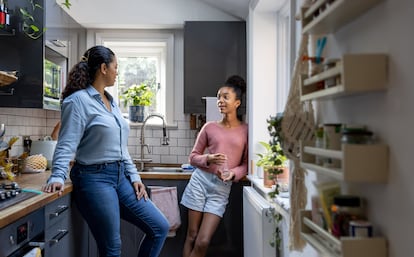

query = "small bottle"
[23, 136, 32, 154]
[4, 0, 9, 29]
[0, 0, 5, 29]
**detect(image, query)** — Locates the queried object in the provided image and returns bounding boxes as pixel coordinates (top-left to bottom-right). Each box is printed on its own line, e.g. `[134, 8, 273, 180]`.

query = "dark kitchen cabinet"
[44, 194, 72, 257]
[184, 21, 246, 114]
[0, 0, 44, 108]
[0, 0, 85, 109]
[140, 178, 248, 257]
[86, 178, 248, 257]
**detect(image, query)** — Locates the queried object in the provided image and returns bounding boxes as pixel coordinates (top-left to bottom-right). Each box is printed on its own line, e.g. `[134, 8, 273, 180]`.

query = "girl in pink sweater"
[181, 75, 248, 257]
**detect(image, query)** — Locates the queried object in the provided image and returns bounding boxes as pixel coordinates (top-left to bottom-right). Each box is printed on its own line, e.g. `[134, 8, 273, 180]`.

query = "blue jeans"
[70, 161, 169, 257]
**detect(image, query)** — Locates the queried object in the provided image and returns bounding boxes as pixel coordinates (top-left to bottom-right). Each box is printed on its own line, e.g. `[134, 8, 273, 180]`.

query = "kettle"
[30, 136, 57, 169]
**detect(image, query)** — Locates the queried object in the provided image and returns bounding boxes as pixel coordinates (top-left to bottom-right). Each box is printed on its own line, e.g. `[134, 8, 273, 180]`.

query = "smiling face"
[217, 86, 241, 114]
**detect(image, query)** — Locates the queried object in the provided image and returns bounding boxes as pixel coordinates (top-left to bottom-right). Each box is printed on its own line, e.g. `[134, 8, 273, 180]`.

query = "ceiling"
[58, 0, 286, 29]
[199, 0, 250, 19]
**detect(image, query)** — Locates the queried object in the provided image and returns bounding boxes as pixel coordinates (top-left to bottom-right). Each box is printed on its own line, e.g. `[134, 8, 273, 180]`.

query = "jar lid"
[341, 128, 373, 136]
[333, 195, 361, 207]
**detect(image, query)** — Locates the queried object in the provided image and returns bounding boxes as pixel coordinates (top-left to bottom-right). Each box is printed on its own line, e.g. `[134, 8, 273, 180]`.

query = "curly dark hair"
[61, 46, 115, 101]
[225, 75, 246, 101]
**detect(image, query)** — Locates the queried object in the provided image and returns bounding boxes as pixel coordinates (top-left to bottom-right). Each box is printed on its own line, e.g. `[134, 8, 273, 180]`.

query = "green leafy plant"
[20, 0, 46, 40]
[120, 83, 154, 107]
[256, 114, 287, 252]
[268, 208, 283, 255]
[62, 0, 71, 9]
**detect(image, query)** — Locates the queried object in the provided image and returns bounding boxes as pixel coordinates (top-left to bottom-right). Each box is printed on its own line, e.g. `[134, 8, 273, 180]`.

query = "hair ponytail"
[61, 46, 115, 101]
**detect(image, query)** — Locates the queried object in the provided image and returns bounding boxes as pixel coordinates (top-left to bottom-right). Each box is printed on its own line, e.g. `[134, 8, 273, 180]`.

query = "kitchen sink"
[142, 167, 180, 172]
[141, 167, 191, 173]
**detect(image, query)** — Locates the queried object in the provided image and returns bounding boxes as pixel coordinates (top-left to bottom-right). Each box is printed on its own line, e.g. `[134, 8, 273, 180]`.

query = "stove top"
[0, 182, 38, 211]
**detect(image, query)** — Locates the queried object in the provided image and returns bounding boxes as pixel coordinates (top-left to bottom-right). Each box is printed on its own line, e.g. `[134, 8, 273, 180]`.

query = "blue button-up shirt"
[47, 85, 141, 185]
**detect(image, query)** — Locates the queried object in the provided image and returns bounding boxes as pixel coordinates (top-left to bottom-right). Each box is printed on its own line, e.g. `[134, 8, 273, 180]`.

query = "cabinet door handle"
[49, 229, 68, 246]
[0, 88, 15, 96]
[49, 205, 68, 218]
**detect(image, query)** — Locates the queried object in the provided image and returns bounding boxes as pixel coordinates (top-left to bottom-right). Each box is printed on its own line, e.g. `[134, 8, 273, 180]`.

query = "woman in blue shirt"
[43, 46, 169, 257]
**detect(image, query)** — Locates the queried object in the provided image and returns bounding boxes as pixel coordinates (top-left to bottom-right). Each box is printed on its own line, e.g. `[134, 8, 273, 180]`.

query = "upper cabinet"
[184, 21, 246, 114]
[0, 0, 44, 108]
[0, 0, 85, 110]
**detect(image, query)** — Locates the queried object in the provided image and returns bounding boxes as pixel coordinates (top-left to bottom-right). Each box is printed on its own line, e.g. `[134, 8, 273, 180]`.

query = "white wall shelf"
[300, 54, 387, 101]
[300, 141, 389, 183]
[300, 210, 387, 257]
[301, 0, 384, 35]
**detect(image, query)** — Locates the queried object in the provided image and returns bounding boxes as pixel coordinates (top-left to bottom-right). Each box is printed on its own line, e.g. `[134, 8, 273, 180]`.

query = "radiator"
[243, 186, 277, 257]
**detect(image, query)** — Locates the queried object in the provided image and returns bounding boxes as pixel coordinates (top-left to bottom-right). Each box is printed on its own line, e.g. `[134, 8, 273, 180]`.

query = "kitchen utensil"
[0, 124, 5, 137]
[0, 141, 8, 152]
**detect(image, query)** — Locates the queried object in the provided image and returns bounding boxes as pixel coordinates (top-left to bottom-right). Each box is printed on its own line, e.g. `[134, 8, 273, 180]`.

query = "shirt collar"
[86, 85, 115, 106]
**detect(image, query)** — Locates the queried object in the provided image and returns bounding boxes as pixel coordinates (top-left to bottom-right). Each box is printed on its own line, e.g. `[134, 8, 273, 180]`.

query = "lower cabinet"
[85, 178, 249, 257]
[43, 194, 72, 257]
[139, 178, 249, 257]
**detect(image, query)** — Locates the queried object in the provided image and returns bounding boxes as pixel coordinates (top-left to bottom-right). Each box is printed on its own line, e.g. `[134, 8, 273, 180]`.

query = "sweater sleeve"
[189, 124, 211, 170]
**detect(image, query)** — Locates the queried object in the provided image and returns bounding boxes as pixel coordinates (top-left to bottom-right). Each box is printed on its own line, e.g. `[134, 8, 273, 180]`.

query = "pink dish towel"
[148, 186, 181, 237]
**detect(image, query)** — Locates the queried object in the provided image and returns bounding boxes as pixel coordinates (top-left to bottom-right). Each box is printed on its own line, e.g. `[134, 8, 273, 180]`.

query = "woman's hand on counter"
[133, 181, 148, 201]
[42, 182, 65, 196]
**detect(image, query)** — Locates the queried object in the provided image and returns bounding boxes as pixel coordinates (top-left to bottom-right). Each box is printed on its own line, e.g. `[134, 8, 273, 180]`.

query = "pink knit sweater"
[189, 121, 248, 181]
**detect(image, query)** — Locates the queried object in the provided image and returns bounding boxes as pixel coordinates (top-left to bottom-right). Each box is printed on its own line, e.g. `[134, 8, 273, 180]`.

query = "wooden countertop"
[0, 167, 191, 229]
[0, 171, 73, 229]
[139, 171, 192, 180]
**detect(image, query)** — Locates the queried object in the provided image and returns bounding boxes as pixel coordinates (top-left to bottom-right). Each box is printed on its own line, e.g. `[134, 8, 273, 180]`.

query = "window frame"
[95, 31, 175, 125]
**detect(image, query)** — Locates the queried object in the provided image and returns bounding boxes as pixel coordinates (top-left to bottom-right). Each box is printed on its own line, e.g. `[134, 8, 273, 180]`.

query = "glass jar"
[331, 195, 364, 237]
[341, 127, 374, 144]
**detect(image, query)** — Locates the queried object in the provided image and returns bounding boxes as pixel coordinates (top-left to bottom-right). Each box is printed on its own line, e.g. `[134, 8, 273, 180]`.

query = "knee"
[193, 237, 210, 252]
[186, 228, 198, 243]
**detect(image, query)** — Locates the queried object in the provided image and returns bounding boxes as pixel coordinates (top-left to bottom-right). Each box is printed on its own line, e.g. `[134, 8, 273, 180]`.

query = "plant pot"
[129, 105, 146, 122]
[263, 167, 276, 188]
[276, 166, 290, 192]
[263, 166, 289, 188]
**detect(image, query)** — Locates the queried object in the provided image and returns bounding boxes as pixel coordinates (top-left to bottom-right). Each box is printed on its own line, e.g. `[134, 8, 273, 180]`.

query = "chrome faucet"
[138, 114, 169, 171]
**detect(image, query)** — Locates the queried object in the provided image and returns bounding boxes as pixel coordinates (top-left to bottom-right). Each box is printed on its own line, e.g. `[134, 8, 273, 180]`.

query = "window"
[276, 2, 292, 113]
[95, 31, 174, 124]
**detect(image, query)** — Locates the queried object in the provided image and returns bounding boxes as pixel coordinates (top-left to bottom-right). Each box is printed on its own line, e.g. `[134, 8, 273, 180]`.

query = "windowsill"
[247, 175, 290, 221]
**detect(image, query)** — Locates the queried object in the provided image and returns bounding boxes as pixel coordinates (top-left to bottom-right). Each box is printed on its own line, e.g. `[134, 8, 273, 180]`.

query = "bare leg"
[183, 209, 203, 257]
[189, 212, 221, 257]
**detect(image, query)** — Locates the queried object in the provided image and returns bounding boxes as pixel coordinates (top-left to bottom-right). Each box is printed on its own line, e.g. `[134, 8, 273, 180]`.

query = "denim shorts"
[180, 168, 232, 217]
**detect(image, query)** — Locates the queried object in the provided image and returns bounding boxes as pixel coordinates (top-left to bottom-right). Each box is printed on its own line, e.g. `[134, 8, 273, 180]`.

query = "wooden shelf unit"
[300, 54, 387, 101]
[300, 210, 387, 257]
[301, 0, 384, 35]
[300, 141, 389, 183]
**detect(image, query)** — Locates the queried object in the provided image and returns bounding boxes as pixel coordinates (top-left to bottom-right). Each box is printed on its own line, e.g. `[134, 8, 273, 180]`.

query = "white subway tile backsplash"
[1, 108, 196, 164]
[161, 155, 177, 164]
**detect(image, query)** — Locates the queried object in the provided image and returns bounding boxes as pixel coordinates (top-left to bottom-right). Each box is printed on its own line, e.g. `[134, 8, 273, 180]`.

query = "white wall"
[292, 0, 414, 257]
[247, 5, 278, 170]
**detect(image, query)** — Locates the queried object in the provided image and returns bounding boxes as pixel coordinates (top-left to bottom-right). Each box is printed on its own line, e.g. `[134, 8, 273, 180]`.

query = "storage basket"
[0, 71, 18, 87]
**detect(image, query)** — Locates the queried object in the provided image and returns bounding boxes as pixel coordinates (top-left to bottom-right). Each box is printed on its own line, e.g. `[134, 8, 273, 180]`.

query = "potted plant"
[256, 140, 288, 191]
[120, 83, 154, 122]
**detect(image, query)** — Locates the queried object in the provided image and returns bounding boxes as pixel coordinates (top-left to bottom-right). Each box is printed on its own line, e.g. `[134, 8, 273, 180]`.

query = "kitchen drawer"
[44, 217, 71, 257]
[45, 194, 71, 228]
